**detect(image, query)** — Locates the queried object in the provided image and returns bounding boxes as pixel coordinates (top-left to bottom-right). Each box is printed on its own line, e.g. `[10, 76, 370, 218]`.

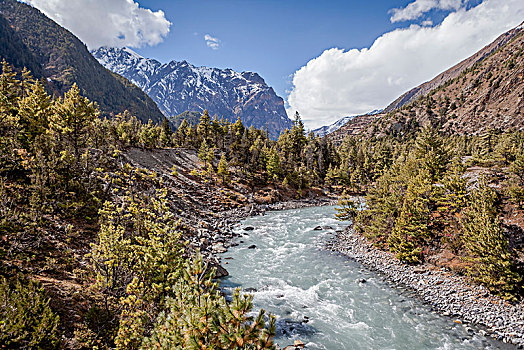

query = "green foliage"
[266, 147, 281, 181]
[0, 0, 164, 123]
[413, 125, 449, 181]
[460, 178, 521, 300]
[0, 276, 60, 349]
[335, 193, 360, 222]
[388, 171, 432, 263]
[217, 153, 230, 183]
[143, 255, 276, 350]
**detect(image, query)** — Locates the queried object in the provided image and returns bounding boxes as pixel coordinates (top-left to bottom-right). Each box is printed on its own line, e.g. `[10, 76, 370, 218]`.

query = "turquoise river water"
[219, 205, 510, 350]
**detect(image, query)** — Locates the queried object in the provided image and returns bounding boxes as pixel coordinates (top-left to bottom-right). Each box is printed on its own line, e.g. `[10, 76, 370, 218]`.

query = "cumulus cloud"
[24, 0, 171, 49]
[390, 0, 465, 23]
[204, 34, 221, 50]
[287, 0, 524, 129]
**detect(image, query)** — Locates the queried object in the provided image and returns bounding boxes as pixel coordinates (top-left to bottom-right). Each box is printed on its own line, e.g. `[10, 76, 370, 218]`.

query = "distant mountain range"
[92, 47, 293, 139]
[312, 110, 382, 137]
[330, 21, 524, 143]
[0, 0, 164, 124]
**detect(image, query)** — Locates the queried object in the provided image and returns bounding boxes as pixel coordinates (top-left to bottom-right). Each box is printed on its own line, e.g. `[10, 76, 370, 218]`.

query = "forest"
[0, 59, 523, 349]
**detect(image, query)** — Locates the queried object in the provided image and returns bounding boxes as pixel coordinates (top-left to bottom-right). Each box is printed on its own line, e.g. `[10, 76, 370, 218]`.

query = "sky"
[24, 0, 524, 129]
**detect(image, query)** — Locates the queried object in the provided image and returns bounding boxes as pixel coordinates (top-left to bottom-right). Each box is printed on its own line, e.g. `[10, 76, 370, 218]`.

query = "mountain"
[384, 23, 524, 113]
[92, 47, 293, 139]
[313, 116, 357, 137]
[330, 22, 524, 142]
[0, 0, 164, 123]
[313, 109, 382, 137]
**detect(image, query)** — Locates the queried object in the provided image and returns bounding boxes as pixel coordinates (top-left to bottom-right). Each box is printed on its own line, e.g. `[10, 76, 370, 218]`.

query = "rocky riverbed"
[327, 227, 524, 348]
[199, 197, 338, 277]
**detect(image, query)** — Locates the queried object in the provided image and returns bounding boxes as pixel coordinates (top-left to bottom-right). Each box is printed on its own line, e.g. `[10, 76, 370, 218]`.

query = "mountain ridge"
[330, 21, 524, 143]
[0, 0, 164, 123]
[92, 46, 293, 138]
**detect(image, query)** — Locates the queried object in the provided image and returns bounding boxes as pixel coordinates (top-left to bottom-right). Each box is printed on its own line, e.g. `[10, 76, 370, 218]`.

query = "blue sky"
[25, 0, 524, 128]
[134, 0, 410, 98]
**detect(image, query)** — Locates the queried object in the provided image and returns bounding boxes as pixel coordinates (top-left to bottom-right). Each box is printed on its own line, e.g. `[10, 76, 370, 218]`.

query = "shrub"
[0, 276, 60, 349]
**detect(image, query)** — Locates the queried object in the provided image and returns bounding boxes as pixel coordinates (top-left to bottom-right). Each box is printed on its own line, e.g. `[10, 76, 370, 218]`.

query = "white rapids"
[219, 205, 510, 350]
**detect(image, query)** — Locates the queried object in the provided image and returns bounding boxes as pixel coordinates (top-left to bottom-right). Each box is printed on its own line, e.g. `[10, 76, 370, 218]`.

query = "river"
[219, 205, 510, 349]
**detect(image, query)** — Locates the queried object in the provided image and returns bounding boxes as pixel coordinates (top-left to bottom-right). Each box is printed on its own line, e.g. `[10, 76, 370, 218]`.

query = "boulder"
[214, 264, 229, 278]
[244, 226, 255, 231]
[313, 226, 323, 231]
[248, 244, 257, 249]
[212, 243, 227, 253]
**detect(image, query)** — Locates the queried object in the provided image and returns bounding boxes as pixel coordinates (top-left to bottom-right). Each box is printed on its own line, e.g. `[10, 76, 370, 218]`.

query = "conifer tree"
[197, 109, 211, 142]
[388, 171, 432, 263]
[414, 125, 448, 181]
[266, 147, 281, 181]
[198, 139, 209, 166]
[49, 83, 98, 161]
[460, 178, 521, 299]
[217, 154, 230, 183]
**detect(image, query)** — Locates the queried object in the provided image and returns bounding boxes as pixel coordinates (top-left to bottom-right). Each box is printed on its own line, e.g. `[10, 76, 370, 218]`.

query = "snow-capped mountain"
[92, 47, 293, 138]
[312, 109, 383, 137]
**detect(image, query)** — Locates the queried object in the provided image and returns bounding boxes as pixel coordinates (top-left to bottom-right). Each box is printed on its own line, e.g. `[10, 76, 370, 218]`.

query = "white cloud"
[287, 0, 524, 129]
[24, 0, 171, 49]
[204, 34, 220, 50]
[390, 0, 465, 23]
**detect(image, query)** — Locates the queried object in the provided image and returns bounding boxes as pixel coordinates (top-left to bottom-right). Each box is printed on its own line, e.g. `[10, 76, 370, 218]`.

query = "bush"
[0, 276, 60, 349]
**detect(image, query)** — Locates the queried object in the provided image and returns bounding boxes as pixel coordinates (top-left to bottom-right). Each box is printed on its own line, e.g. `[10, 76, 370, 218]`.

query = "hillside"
[330, 22, 524, 142]
[0, 0, 164, 123]
[92, 47, 293, 138]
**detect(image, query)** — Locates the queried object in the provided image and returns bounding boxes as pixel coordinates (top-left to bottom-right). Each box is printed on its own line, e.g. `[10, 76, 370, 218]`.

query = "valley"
[0, 1, 523, 349]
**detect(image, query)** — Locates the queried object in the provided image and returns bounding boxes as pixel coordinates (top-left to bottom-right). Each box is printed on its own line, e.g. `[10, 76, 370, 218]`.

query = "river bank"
[327, 227, 524, 348]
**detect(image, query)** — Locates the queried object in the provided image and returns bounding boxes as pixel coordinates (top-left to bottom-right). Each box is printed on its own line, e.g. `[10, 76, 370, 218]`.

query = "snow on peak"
[122, 47, 144, 60]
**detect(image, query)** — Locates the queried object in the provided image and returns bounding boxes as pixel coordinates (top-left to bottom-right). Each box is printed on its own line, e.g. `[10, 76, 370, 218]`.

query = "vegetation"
[0, 0, 164, 123]
[0, 63, 285, 348]
[0, 276, 60, 349]
[336, 124, 523, 299]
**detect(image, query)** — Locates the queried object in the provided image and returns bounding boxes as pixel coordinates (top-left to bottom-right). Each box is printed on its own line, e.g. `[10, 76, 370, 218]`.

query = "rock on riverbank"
[327, 227, 524, 348]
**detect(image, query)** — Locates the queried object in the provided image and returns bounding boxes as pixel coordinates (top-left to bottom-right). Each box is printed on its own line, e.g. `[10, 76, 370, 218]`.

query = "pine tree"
[266, 147, 281, 181]
[49, 83, 98, 161]
[388, 171, 432, 263]
[414, 125, 448, 181]
[217, 154, 230, 183]
[198, 139, 209, 166]
[460, 178, 521, 299]
[197, 110, 211, 142]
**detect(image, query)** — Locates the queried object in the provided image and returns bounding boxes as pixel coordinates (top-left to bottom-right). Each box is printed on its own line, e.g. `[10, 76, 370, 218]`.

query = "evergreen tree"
[266, 147, 281, 181]
[414, 125, 448, 181]
[460, 178, 521, 299]
[49, 83, 98, 161]
[197, 109, 211, 143]
[217, 154, 230, 183]
[198, 139, 209, 166]
[388, 171, 432, 263]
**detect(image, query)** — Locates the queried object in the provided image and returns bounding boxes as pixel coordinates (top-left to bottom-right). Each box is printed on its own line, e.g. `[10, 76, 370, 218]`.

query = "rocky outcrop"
[92, 47, 293, 139]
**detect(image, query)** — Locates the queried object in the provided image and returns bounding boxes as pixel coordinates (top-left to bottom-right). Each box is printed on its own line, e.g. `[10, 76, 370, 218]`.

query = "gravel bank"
[326, 227, 524, 348]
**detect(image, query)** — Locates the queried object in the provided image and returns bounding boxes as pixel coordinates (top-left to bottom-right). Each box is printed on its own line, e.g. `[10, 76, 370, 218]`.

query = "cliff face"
[93, 47, 293, 138]
[330, 22, 524, 141]
[0, 0, 165, 123]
